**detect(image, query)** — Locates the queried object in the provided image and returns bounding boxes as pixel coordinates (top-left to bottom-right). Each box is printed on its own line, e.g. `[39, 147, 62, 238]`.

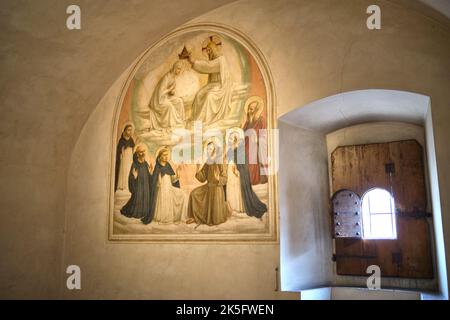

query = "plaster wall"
[279, 121, 333, 291]
[1, 0, 449, 299]
[0, 0, 235, 299]
[62, 61, 295, 299]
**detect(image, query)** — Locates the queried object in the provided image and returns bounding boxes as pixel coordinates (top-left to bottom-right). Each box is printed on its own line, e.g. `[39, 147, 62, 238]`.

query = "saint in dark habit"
[120, 145, 152, 219]
[115, 124, 135, 192]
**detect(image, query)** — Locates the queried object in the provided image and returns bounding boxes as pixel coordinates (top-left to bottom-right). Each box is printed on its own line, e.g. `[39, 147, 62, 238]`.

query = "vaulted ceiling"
[0, 0, 236, 169]
[0, 0, 448, 169]
[420, 0, 450, 19]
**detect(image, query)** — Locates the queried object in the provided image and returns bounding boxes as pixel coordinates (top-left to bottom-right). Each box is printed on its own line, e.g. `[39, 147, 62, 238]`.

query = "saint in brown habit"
[187, 143, 229, 226]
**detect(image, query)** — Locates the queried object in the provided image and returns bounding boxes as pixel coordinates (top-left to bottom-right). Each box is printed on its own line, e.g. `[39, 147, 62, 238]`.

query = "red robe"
[243, 115, 268, 185]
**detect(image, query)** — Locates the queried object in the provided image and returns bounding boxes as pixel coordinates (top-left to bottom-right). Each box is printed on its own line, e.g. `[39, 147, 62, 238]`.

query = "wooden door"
[331, 140, 433, 278]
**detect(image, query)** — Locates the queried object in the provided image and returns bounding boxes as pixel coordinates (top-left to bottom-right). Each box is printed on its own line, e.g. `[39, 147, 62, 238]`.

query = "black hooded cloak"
[120, 153, 152, 219]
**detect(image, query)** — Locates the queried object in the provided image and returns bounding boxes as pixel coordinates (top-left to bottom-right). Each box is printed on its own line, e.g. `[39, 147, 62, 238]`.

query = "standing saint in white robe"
[188, 37, 233, 127]
[152, 148, 187, 224]
[115, 124, 135, 195]
[226, 158, 245, 213]
[226, 130, 245, 213]
[148, 61, 186, 131]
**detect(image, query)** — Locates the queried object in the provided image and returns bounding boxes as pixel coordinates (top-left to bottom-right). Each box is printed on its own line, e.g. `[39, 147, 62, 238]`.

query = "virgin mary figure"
[148, 61, 186, 132]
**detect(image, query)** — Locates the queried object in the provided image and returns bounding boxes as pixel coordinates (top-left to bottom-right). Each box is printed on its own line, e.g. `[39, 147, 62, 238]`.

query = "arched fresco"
[109, 24, 277, 242]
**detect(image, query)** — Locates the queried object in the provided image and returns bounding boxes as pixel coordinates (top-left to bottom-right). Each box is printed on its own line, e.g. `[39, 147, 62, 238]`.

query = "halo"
[202, 35, 223, 52]
[226, 127, 245, 142]
[244, 96, 264, 120]
[203, 136, 222, 149]
[134, 143, 147, 153]
[155, 146, 170, 160]
[202, 136, 223, 163]
[121, 121, 135, 133]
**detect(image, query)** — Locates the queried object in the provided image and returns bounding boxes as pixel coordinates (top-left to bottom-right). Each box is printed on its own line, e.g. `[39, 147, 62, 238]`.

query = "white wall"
[280, 119, 441, 295]
[279, 121, 333, 291]
[0, 0, 235, 299]
[424, 108, 449, 299]
[7, 0, 447, 299]
[62, 63, 297, 300]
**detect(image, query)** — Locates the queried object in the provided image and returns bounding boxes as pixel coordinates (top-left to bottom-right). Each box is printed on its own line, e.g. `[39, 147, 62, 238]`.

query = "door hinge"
[332, 254, 377, 262]
[396, 208, 432, 219]
[385, 162, 395, 174]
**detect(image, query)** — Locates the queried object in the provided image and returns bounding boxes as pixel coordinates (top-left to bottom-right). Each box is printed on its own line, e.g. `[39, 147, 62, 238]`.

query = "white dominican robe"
[117, 146, 133, 193]
[226, 159, 245, 213]
[153, 174, 187, 224]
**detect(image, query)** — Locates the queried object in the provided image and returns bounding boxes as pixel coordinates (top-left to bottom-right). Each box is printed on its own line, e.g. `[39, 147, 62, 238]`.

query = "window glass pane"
[368, 189, 392, 213]
[362, 197, 371, 238]
[369, 214, 394, 238]
[361, 188, 397, 239]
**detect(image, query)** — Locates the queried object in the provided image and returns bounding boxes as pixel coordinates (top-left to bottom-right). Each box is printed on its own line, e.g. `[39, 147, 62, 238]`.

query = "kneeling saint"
[149, 147, 187, 225]
[226, 131, 267, 218]
[120, 145, 152, 219]
[226, 132, 245, 214]
[186, 141, 229, 226]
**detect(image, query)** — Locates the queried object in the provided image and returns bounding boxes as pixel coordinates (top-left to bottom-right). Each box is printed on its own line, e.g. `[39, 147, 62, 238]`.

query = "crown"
[178, 46, 190, 59]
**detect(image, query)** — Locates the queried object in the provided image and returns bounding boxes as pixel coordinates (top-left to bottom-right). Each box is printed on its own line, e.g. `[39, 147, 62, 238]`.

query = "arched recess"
[62, 23, 287, 299]
[278, 89, 448, 299]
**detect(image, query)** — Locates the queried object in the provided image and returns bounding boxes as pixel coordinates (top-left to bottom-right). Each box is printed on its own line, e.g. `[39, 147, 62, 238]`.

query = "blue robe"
[120, 154, 151, 219]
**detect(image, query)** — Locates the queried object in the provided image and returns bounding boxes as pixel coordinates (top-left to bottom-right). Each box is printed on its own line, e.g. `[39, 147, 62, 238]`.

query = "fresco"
[110, 25, 277, 242]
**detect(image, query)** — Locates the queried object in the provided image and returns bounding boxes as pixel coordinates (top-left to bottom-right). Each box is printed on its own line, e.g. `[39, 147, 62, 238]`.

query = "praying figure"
[149, 147, 187, 225]
[148, 61, 186, 131]
[115, 124, 135, 193]
[226, 130, 267, 218]
[186, 141, 229, 226]
[226, 130, 245, 214]
[187, 35, 233, 127]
